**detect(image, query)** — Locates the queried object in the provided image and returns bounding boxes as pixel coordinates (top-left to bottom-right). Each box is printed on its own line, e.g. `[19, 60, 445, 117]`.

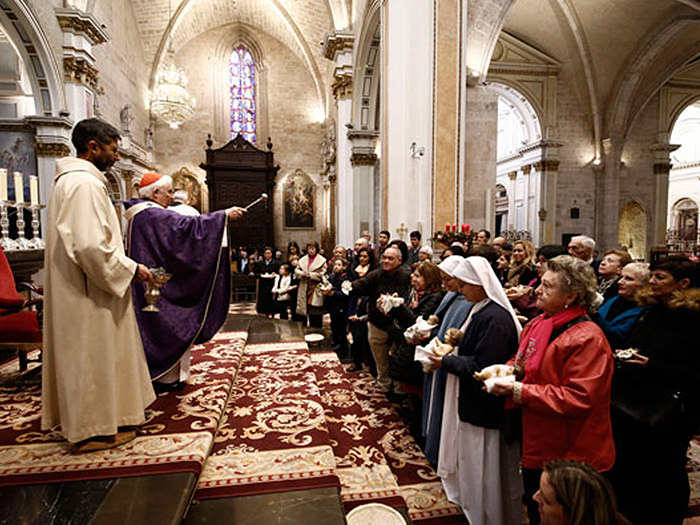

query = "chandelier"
[150, 61, 196, 129]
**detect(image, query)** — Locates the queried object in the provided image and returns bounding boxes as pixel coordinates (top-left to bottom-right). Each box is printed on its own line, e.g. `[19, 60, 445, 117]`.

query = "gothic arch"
[490, 82, 543, 150]
[352, 6, 380, 131]
[149, 0, 327, 117]
[666, 93, 700, 136]
[0, 0, 65, 116]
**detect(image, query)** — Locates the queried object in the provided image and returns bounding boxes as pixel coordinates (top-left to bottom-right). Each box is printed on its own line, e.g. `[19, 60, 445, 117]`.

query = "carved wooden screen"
[200, 134, 278, 251]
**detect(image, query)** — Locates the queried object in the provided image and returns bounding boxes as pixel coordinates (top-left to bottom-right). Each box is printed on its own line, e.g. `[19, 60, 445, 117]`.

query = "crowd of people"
[234, 229, 700, 525]
[43, 117, 700, 522]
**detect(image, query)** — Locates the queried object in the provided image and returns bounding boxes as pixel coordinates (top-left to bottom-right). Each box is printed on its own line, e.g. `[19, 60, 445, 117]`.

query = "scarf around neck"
[513, 305, 587, 382]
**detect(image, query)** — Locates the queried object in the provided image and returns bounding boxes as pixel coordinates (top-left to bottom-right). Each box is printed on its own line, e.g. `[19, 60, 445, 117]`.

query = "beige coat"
[295, 254, 327, 316]
[41, 157, 155, 443]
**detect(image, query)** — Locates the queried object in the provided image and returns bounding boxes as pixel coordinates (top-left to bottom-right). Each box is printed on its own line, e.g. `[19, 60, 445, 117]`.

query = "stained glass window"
[229, 46, 256, 142]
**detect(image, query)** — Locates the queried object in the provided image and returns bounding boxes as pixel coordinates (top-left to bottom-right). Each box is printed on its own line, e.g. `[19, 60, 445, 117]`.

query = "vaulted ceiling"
[500, 0, 700, 141]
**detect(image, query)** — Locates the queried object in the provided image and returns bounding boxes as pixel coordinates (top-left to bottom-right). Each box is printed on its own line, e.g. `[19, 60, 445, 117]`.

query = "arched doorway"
[618, 200, 648, 261]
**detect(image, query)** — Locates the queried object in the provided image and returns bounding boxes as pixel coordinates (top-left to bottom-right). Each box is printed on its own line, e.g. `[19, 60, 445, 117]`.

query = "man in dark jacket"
[349, 245, 411, 392]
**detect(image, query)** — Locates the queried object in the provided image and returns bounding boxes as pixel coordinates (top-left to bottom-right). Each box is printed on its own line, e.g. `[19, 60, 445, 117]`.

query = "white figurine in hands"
[473, 364, 516, 393]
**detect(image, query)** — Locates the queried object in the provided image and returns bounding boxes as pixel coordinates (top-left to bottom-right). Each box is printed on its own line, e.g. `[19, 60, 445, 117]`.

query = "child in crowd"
[272, 264, 296, 320]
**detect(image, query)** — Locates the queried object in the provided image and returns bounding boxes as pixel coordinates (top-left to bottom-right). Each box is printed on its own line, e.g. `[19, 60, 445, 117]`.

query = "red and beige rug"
[312, 351, 466, 524]
[0, 331, 247, 487]
[195, 341, 339, 499]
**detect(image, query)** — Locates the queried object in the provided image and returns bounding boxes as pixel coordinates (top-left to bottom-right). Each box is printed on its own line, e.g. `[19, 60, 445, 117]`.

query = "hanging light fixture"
[150, 0, 195, 129]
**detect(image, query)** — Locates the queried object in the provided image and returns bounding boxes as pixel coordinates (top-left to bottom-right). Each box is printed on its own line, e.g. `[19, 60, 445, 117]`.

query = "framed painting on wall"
[283, 169, 314, 229]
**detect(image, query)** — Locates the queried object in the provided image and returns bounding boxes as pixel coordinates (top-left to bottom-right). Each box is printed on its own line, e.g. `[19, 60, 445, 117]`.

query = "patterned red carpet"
[312, 351, 466, 524]
[0, 331, 247, 487]
[195, 340, 338, 499]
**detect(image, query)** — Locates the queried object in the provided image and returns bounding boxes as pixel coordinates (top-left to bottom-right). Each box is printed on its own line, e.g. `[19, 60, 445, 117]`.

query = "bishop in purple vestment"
[125, 172, 245, 388]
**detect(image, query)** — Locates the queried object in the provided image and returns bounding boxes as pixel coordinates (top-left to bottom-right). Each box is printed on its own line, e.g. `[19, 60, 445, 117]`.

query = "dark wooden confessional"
[200, 134, 278, 251]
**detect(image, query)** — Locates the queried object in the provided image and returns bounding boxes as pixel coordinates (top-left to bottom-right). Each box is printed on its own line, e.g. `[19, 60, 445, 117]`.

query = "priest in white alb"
[42, 118, 156, 454]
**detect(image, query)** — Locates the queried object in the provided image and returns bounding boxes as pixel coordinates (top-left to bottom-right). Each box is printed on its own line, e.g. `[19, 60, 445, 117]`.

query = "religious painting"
[172, 167, 203, 212]
[0, 130, 36, 199]
[0, 129, 36, 239]
[283, 169, 314, 229]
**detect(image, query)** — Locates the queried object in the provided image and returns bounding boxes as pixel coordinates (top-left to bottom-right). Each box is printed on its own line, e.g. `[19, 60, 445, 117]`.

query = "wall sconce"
[410, 142, 425, 158]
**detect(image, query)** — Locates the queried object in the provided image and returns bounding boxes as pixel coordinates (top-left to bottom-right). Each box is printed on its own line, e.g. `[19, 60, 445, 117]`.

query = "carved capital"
[35, 142, 71, 157]
[350, 152, 377, 166]
[332, 73, 353, 100]
[533, 159, 560, 172]
[521, 164, 532, 175]
[508, 171, 518, 180]
[323, 31, 354, 61]
[55, 8, 110, 45]
[64, 56, 99, 90]
[538, 208, 547, 221]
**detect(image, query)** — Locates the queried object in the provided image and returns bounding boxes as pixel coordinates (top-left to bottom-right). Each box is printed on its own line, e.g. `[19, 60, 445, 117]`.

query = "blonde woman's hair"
[510, 239, 537, 268]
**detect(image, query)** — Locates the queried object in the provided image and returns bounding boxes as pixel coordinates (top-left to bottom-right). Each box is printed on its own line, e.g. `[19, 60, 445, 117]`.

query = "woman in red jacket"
[489, 255, 614, 525]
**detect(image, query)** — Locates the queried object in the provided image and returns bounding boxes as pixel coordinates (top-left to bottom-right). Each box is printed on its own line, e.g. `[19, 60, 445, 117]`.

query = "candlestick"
[0, 201, 18, 251]
[28, 204, 46, 249]
[0, 169, 7, 201]
[29, 175, 38, 206]
[14, 202, 32, 250]
[13, 172, 24, 204]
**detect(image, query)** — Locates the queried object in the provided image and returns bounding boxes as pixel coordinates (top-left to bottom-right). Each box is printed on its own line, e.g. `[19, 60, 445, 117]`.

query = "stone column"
[521, 164, 532, 237]
[507, 170, 517, 230]
[463, 85, 498, 231]
[324, 31, 354, 247]
[349, 130, 379, 243]
[649, 141, 680, 248]
[55, 7, 109, 122]
[594, 138, 624, 251]
[534, 159, 560, 245]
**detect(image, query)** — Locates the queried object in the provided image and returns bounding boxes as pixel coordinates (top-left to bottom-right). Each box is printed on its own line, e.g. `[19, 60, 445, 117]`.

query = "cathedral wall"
[91, 0, 151, 145]
[153, 25, 325, 251]
[25, 0, 64, 70]
[619, 94, 659, 253]
[553, 76, 597, 245]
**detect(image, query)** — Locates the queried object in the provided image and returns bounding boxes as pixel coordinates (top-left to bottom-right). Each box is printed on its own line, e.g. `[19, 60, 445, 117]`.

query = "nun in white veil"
[428, 256, 523, 525]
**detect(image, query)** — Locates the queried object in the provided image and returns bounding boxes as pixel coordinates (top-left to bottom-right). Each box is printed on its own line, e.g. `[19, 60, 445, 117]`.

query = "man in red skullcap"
[125, 172, 245, 392]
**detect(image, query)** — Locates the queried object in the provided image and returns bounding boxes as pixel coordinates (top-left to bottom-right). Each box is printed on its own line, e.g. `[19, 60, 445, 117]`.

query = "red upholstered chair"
[0, 246, 42, 371]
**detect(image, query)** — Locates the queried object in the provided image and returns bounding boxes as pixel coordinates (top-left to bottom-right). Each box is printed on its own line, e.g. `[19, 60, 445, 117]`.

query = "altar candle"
[13, 172, 23, 203]
[445, 223, 450, 232]
[461, 224, 467, 233]
[29, 175, 38, 206]
[465, 223, 470, 232]
[452, 224, 457, 233]
[0, 169, 7, 201]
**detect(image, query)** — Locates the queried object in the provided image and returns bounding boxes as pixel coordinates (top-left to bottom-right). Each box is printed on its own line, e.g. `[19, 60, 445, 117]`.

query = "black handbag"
[611, 377, 682, 428]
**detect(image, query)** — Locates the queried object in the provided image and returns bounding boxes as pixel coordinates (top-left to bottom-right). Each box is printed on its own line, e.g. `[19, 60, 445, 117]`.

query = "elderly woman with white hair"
[428, 256, 523, 525]
[593, 261, 649, 348]
[421, 255, 473, 466]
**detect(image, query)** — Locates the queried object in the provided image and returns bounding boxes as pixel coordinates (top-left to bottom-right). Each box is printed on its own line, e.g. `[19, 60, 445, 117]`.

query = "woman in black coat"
[610, 256, 700, 525]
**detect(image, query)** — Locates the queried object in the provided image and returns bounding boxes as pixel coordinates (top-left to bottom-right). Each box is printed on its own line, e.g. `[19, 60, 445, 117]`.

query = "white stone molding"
[0, 0, 65, 116]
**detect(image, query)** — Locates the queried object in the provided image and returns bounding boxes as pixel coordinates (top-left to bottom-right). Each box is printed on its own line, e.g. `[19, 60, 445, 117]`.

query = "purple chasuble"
[125, 198, 230, 380]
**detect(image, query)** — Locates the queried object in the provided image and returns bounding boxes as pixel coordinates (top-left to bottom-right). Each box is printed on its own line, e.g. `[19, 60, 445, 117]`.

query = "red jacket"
[515, 320, 615, 471]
